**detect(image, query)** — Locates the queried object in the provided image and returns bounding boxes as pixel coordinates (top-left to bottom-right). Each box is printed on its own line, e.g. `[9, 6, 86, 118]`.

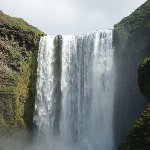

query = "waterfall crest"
[34, 30, 114, 150]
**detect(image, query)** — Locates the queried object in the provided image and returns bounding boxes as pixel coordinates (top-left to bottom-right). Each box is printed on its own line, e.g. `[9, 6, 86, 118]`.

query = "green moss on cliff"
[0, 45, 38, 132]
[119, 104, 150, 150]
[138, 58, 150, 100]
[0, 10, 44, 37]
[0, 10, 43, 134]
[119, 58, 150, 150]
[114, 1, 150, 149]
[114, 0, 150, 54]
[114, 0, 150, 41]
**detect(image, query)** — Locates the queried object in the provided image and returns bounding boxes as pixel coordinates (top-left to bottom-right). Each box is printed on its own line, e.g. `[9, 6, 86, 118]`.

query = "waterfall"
[34, 30, 114, 150]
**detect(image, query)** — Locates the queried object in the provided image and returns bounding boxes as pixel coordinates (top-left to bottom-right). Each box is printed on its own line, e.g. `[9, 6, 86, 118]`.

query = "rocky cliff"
[0, 10, 45, 134]
[113, 0, 150, 149]
[119, 58, 150, 150]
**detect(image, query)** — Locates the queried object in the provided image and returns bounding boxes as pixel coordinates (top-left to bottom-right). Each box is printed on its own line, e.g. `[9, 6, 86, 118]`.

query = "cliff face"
[113, 0, 150, 148]
[139, 58, 150, 101]
[119, 58, 150, 150]
[0, 10, 44, 134]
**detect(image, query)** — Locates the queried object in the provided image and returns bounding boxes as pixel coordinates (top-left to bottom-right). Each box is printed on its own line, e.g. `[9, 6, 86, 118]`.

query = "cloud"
[0, 0, 146, 35]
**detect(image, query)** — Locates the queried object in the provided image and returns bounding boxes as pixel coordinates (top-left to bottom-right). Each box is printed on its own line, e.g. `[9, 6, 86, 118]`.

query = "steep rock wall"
[0, 10, 45, 134]
[113, 0, 150, 148]
[119, 58, 150, 150]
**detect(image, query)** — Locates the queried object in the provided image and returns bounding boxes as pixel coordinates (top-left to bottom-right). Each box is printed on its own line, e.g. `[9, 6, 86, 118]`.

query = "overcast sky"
[0, 0, 146, 35]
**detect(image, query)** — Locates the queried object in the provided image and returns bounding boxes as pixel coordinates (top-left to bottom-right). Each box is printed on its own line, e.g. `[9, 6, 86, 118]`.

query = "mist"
[0, 133, 88, 150]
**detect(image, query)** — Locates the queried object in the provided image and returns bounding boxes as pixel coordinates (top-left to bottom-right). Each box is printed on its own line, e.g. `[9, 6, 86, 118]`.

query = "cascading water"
[34, 30, 114, 150]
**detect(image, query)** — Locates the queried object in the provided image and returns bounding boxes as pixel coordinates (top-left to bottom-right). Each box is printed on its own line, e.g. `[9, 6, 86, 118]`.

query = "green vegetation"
[114, 0, 150, 40]
[114, 1, 150, 149]
[119, 104, 150, 150]
[0, 45, 37, 132]
[119, 58, 150, 150]
[0, 10, 45, 37]
[138, 58, 150, 101]
[0, 10, 43, 134]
